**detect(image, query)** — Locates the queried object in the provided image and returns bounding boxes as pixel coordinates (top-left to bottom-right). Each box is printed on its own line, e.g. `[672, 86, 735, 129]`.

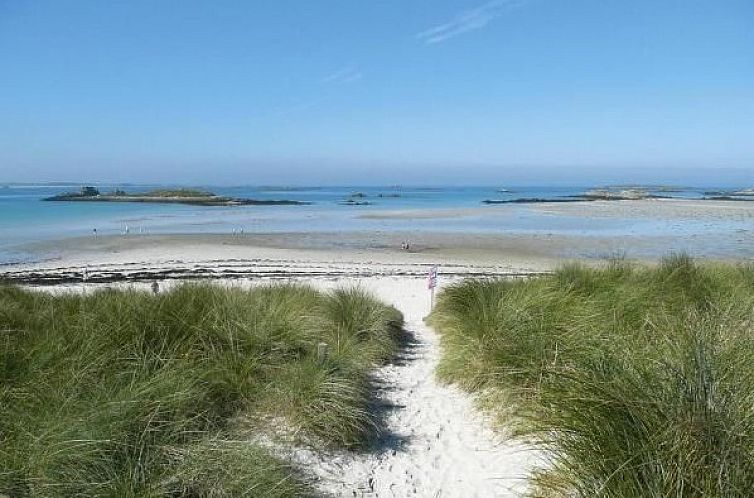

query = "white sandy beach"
[284, 276, 541, 497]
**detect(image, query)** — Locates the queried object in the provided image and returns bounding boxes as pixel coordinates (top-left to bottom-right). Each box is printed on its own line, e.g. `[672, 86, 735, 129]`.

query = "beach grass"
[0, 283, 402, 497]
[429, 255, 754, 497]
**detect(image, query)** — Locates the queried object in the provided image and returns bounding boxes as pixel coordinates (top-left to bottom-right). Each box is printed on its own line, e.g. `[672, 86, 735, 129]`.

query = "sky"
[0, 0, 753, 185]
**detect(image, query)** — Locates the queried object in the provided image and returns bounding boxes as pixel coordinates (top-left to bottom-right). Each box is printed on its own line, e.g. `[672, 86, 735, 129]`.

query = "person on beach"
[92, 228, 97, 238]
[151, 281, 159, 295]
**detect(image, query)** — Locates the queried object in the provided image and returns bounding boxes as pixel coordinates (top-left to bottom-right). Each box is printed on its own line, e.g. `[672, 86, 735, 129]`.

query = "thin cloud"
[417, 0, 529, 44]
[271, 66, 362, 119]
[270, 96, 329, 118]
[320, 66, 363, 85]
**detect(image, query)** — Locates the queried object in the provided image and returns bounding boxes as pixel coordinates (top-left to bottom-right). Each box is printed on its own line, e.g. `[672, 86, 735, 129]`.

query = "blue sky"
[1, 0, 753, 185]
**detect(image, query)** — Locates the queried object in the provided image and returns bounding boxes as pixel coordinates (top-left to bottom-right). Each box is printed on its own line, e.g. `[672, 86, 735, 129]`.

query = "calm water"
[0, 184, 751, 264]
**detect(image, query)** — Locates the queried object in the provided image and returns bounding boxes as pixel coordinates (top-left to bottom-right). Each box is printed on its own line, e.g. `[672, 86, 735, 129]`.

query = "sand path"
[291, 277, 539, 497]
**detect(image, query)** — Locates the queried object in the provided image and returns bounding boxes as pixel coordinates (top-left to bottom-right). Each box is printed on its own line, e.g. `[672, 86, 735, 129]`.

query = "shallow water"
[0, 184, 751, 264]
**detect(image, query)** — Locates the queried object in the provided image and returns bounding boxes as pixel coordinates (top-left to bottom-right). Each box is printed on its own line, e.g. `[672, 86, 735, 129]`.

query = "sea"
[1, 184, 752, 265]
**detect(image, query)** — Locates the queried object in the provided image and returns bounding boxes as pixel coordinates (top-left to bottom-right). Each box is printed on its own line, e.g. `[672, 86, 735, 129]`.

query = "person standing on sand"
[151, 281, 159, 295]
[92, 228, 97, 238]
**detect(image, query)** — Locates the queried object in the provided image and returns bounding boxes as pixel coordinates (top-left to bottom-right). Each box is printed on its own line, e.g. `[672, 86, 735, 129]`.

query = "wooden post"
[317, 342, 329, 364]
[427, 264, 438, 313]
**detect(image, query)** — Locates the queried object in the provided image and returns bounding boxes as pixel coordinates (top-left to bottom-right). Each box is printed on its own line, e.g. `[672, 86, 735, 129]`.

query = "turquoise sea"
[1, 184, 752, 265]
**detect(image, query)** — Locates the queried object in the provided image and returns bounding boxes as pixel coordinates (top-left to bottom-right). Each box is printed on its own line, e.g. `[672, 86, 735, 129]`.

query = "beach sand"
[277, 276, 541, 497]
[6, 232, 557, 282]
[533, 198, 754, 221]
[360, 198, 754, 221]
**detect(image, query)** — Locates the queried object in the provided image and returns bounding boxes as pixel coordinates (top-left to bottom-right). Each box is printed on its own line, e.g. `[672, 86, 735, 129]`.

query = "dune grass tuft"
[0, 282, 402, 497]
[429, 256, 754, 497]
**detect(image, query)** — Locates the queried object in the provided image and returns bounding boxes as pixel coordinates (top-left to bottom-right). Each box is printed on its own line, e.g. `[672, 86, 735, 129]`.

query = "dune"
[4, 248, 544, 496]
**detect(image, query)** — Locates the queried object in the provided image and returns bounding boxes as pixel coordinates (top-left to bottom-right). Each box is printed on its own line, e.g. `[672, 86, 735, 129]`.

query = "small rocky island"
[44, 187, 310, 206]
[482, 186, 669, 204]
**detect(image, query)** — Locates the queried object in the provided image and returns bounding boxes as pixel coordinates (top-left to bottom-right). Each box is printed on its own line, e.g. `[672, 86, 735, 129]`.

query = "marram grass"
[429, 255, 754, 497]
[0, 283, 402, 497]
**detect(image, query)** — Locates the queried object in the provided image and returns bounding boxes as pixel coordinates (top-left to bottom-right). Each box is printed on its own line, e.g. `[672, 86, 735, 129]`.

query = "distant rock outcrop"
[44, 187, 310, 206]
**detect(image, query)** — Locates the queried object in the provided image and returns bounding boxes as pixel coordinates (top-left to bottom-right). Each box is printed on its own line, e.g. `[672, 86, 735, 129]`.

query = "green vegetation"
[0, 283, 402, 497]
[429, 255, 754, 497]
[141, 188, 214, 198]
